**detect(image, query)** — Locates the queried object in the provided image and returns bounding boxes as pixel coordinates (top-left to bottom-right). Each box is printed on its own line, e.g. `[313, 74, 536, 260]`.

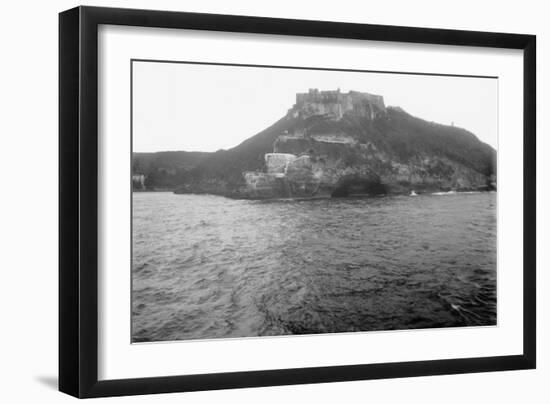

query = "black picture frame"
[59, 5, 536, 398]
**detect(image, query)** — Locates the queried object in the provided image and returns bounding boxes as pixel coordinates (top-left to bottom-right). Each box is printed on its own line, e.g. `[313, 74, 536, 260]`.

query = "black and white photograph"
[131, 61, 497, 343]
[1, 0, 544, 401]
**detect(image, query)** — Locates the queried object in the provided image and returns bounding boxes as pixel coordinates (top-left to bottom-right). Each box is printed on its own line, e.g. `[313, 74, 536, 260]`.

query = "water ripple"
[132, 192, 497, 342]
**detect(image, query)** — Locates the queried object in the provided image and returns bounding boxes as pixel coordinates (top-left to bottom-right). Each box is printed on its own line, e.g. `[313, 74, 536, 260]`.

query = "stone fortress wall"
[293, 88, 386, 120]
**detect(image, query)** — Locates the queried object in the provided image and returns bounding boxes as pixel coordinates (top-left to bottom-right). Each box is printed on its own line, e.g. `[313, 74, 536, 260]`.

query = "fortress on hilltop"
[290, 88, 386, 120]
[169, 87, 496, 199]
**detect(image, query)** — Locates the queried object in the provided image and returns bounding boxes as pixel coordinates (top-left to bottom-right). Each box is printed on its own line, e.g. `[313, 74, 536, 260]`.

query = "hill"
[138, 89, 497, 198]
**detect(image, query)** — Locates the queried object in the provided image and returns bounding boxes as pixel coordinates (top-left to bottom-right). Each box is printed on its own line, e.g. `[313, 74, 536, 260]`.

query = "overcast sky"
[132, 61, 497, 152]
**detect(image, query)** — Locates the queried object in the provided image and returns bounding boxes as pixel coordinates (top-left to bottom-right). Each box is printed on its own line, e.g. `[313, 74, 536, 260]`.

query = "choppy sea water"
[132, 192, 496, 342]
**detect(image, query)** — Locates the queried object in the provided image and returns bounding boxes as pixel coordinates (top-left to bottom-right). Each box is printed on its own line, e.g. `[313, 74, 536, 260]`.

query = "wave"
[132, 192, 497, 341]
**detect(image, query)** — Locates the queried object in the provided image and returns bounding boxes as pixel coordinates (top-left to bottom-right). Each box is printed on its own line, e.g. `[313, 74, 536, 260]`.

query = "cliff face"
[175, 89, 496, 199]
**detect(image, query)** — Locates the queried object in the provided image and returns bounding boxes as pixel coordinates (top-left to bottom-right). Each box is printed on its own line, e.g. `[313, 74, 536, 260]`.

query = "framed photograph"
[59, 6, 536, 398]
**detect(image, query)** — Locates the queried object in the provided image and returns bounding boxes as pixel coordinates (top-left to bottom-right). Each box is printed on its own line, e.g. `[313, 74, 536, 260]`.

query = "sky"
[132, 61, 498, 152]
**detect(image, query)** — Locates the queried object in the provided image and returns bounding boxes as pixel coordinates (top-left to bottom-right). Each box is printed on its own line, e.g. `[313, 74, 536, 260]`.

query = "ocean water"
[132, 192, 497, 342]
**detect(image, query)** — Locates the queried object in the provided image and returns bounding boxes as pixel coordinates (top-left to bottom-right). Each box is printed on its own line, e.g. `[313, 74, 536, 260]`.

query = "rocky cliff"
[174, 89, 496, 199]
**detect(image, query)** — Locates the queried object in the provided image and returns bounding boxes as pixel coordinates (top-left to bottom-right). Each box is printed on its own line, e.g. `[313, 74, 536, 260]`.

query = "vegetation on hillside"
[133, 107, 496, 192]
